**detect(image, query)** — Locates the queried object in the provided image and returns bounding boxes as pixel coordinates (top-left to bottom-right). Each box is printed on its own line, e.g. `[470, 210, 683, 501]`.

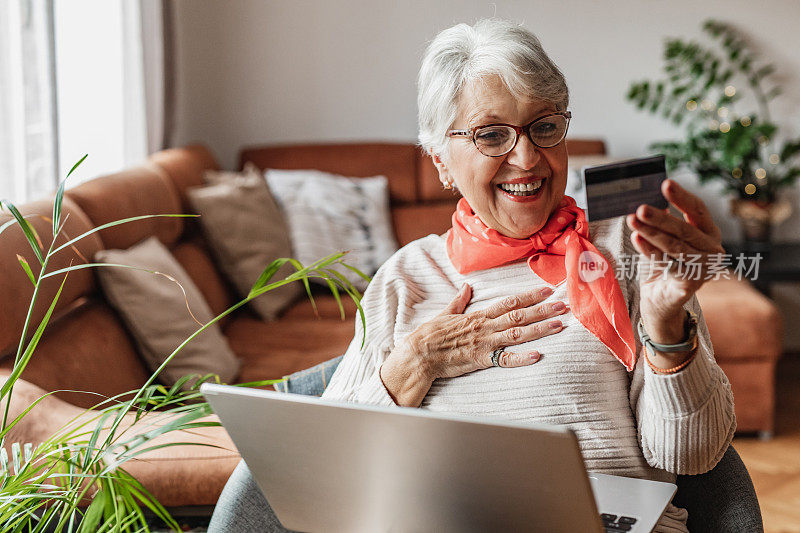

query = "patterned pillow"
[265, 169, 398, 290]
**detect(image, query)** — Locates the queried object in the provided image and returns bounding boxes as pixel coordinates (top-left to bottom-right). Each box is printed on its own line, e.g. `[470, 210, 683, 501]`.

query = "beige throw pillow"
[95, 237, 240, 386]
[188, 164, 300, 321]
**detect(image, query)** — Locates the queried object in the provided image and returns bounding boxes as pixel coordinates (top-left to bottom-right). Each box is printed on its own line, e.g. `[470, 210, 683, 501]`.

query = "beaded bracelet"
[643, 346, 697, 374]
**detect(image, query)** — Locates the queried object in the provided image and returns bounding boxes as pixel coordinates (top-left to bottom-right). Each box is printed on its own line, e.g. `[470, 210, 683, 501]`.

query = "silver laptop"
[202, 384, 676, 533]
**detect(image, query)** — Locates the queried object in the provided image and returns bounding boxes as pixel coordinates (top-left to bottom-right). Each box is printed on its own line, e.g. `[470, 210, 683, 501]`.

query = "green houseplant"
[627, 19, 800, 243]
[0, 156, 367, 531]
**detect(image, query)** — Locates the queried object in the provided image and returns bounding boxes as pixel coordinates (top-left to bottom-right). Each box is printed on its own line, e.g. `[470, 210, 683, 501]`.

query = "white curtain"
[140, 0, 169, 154]
[0, 0, 167, 203]
[0, 0, 59, 202]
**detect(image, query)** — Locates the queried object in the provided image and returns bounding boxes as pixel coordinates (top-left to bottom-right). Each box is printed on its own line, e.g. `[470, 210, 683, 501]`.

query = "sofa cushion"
[65, 163, 184, 249]
[718, 360, 776, 433]
[240, 143, 419, 203]
[225, 316, 354, 383]
[0, 196, 103, 356]
[696, 277, 783, 361]
[95, 237, 240, 386]
[391, 201, 457, 247]
[202, 162, 261, 185]
[171, 239, 235, 323]
[566, 139, 607, 156]
[121, 416, 240, 507]
[188, 165, 300, 320]
[0, 301, 151, 409]
[266, 169, 398, 290]
[149, 144, 220, 212]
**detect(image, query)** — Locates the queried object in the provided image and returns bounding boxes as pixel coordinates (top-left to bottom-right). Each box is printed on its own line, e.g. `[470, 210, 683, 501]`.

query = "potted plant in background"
[0, 156, 366, 531]
[627, 19, 800, 250]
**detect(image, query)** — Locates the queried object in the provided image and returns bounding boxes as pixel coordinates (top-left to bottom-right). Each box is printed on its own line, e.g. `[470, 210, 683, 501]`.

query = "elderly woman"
[210, 19, 735, 533]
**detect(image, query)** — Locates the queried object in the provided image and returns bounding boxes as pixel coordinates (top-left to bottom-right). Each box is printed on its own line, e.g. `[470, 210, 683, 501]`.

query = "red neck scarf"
[446, 196, 636, 371]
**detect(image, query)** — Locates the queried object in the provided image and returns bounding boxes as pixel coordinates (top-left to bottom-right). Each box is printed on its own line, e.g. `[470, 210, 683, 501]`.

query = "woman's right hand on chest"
[379, 284, 568, 407]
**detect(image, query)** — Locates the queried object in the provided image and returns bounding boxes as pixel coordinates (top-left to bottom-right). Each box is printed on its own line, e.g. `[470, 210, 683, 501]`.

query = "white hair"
[417, 19, 569, 159]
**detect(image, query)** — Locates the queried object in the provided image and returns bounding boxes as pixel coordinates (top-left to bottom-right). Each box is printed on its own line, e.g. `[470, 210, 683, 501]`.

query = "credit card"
[583, 155, 668, 221]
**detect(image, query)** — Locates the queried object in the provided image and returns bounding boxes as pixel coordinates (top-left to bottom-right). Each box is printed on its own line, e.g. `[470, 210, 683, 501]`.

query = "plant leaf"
[287, 258, 317, 315]
[112, 469, 179, 530]
[0, 213, 44, 239]
[338, 262, 372, 284]
[0, 200, 44, 264]
[248, 258, 292, 297]
[780, 140, 800, 162]
[65, 153, 88, 181]
[78, 489, 106, 533]
[16, 254, 36, 287]
[231, 378, 287, 387]
[324, 277, 344, 320]
[83, 411, 114, 470]
[778, 167, 800, 186]
[53, 154, 88, 236]
[50, 213, 197, 256]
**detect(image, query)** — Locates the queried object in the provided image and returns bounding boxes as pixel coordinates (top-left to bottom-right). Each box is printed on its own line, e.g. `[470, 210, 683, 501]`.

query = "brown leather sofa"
[0, 140, 783, 510]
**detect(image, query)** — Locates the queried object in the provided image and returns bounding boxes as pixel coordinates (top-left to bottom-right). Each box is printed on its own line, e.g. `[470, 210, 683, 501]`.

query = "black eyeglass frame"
[446, 111, 572, 157]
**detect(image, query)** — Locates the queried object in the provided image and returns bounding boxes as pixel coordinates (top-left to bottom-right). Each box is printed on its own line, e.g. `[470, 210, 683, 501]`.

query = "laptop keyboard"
[601, 513, 638, 531]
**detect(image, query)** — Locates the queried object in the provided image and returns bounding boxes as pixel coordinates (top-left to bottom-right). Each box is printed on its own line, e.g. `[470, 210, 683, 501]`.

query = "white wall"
[171, 0, 800, 243]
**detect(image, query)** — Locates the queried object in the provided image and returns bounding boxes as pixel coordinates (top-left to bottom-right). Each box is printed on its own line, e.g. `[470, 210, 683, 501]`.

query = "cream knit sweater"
[321, 215, 736, 532]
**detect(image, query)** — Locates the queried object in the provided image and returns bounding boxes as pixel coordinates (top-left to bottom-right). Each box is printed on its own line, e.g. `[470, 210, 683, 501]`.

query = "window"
[0, 0, 153, 203]
[0, 0, 58, 202]
[54, 0, 147, 188]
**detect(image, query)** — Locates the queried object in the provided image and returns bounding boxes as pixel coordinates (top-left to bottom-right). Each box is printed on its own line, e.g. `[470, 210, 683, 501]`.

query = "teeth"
[498, 180, 543, 195]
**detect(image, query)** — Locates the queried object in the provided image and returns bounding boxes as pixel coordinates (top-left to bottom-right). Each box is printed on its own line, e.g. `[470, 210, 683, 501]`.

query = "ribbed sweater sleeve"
[321, 256, 404, 407]
[623, 227, 736, 475]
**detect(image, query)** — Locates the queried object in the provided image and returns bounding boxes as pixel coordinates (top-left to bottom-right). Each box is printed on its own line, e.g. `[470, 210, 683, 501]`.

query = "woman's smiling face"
[434, 75, 569, 239]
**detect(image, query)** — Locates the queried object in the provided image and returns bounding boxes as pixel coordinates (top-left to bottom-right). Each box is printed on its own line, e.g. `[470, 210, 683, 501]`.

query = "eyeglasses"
[447, 111, 572, 157]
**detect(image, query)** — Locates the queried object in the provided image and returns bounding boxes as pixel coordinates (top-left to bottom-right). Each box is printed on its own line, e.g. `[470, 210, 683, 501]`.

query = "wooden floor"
[733, 354, 800, 533]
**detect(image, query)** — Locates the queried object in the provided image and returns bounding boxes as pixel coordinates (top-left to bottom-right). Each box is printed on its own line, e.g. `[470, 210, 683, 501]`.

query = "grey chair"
[673, 445, 763, 532]
[270, 356, 765, 532]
